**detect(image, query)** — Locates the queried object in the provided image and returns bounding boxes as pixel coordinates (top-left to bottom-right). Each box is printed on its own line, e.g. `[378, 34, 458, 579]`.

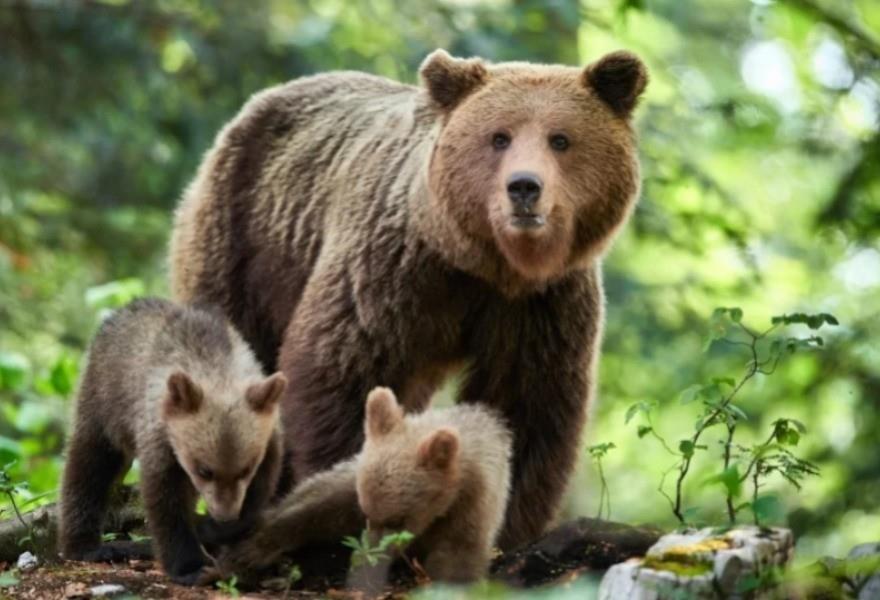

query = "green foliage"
[0, 570, 18, 588]
[627, 308, 830, 525]
[587, 443, 616, 519]
[215, 575, 240, 598]
[342, 529, 415, 570]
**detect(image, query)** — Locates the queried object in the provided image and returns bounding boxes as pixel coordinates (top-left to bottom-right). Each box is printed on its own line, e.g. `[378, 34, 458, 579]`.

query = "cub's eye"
[549, 134, 570, 151]
[195, 465, 214, 481]
[492, 132, 511, 150]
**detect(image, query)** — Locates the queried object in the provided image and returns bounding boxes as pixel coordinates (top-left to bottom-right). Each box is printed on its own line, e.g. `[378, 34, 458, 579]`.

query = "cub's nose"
[506, 172, 543, 212]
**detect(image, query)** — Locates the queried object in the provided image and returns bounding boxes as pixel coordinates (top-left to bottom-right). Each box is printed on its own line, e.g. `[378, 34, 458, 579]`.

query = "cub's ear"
[417, 428, 459, 471]
[365, 386, 403, 438]
[164, 371, 203, 417]
[584, 50, 648, 118]
[419, 49, 488, 111]
[246, 372, 288, 413]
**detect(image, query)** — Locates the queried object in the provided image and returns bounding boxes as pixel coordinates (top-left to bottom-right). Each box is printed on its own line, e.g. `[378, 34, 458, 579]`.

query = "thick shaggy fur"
[170, 49, 646, 548]
[58, 298, 286, 584]
[219, 387, 511, 582]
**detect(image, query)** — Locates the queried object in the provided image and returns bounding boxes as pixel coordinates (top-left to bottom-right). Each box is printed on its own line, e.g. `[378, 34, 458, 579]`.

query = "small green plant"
[0, 570, 19, 588]
[215, 575, 240, 597]
[342, 529, 415, 569]
[0, 463, 35, 548]
[627, 308, 834, 525]
[587, 442, 615, 519]
[284, 564, 303, 598]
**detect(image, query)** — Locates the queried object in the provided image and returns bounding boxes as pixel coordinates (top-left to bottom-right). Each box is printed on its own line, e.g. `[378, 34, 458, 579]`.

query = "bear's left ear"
[365, 386, 403, 438]
[419, 49, 488, 111]
[583, 50, 648, 118]
[417, 428, 459, 471]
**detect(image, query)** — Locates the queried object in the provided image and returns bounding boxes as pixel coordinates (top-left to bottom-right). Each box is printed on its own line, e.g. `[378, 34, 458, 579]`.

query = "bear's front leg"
[139, 446, 206, 585]
[278, 268, 408, 483]
[461, 271, 602, 550]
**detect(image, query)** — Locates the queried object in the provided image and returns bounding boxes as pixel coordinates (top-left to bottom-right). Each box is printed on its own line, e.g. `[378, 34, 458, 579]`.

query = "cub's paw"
[68, 541, 153, 563]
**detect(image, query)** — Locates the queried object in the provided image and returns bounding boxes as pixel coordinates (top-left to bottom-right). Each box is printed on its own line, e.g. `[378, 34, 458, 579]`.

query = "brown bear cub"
[218, 387, 512, 583]
[357, 387, 512, 581]
[59, 298, 287, 585]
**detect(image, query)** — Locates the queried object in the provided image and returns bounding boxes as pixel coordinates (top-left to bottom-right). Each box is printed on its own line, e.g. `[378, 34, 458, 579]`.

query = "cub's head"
[422, 49, 647, 283]
[161, 371, 286, 521]
[356, 387, 460, 537]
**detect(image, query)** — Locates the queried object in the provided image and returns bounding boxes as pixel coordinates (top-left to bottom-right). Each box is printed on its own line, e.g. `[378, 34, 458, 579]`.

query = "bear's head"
[162, 370, 286, 522]
[421, 49, 647, 286]
[356, 387, 461, 537]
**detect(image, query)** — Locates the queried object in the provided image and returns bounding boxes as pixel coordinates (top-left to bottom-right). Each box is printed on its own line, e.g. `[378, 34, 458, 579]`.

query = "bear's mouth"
[510, 214, 546, 229]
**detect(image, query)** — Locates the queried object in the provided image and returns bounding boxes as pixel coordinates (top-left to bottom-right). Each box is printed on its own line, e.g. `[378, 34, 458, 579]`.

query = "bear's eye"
[549, 134, 570, 151]
[492, 132, 511, 150]
[195, 465, 214, 481]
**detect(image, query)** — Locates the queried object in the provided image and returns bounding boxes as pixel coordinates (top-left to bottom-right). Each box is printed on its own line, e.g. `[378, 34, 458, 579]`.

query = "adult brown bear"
[170, 49, 647, 549]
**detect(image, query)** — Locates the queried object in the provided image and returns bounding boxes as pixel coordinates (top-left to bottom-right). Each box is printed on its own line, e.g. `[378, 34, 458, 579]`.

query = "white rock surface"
[89, 584, 127, 597]
[599, 526, 793, 600]
[15, 550, 37, 572]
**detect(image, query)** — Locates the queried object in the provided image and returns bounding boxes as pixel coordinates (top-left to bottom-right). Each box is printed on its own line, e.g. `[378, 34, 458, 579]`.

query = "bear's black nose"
[507, 172, 543, 212]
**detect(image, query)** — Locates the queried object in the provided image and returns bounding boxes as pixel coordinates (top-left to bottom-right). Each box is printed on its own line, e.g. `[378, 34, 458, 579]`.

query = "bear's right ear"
[583, 50, 648, 118]
[417, 428, 459, 471]
[365, 386, 403, 438]
[164, 371, 203, 417]
[246, 372, 288, 414]
[419, 49, 487, 111]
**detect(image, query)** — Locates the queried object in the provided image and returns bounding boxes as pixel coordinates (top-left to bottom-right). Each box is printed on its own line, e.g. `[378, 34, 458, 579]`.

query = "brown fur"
[58, 298, 286, 584]
[170, 49, 646, 548]
[219, 387, 511, 583]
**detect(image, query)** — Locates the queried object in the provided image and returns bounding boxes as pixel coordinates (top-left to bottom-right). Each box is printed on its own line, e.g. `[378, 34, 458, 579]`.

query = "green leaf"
[752, 494, 784, 525]
[84, 278, 145, 310]
[288, 564, 303, 584]
[637, 425, 653, 438]
[726, 403, 748, 422]
[624, 403, 640, 424]
[49, 355, 78, 397]
[704, 466, 742, 498]
[679, 440, 695, 458]
[0, 352, 30, 392]
[0, 570, 18, 587]
[679, 384, 702, 405]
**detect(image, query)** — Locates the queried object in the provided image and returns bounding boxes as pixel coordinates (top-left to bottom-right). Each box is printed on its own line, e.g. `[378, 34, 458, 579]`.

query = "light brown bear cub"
[358, 387, 512, 581]
[219, 387, 512, 583]
[59, 298, 287, 585]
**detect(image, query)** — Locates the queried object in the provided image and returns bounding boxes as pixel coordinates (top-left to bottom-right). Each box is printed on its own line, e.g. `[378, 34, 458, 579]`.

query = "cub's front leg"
[139, 445, 206, 585]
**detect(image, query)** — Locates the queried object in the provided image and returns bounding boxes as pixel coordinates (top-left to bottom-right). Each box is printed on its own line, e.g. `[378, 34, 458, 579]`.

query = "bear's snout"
[506, 172, 545, 229]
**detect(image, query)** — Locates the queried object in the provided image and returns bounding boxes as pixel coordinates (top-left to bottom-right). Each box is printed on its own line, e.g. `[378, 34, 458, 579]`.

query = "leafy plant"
[627, 308, 834, 525]
[587, 442, 616, 519]
[215, 575, 240, 598]
[0, 570, 18, 587]
[284, 564, 303, 598]
[0, 463, 35, 549]
[342, 529, 415, 569]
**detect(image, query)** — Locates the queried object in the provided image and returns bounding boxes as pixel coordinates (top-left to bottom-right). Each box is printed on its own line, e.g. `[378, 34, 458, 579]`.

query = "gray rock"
[848, 542, 880, 600]
[89, 584, 126, 597]
[15, 550, 37, 572]
[599, 526, 793, 600]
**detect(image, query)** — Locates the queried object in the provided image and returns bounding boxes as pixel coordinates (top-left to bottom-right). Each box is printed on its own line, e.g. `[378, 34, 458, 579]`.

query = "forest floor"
[0, 518, 661, 599]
